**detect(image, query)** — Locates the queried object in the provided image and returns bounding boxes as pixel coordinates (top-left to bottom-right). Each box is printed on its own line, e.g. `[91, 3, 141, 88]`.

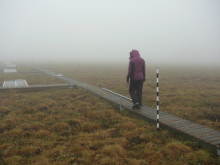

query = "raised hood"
[129, 50, 140, 59]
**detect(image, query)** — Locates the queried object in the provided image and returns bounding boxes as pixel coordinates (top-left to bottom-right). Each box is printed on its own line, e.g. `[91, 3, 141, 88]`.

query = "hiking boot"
[139, 104, 143, 107]
[132, 102, 141, 109]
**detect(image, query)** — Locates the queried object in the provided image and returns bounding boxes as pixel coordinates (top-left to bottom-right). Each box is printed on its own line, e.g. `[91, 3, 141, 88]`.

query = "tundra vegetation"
[0, 62, 220, 164]
[47, 62, 220, 131]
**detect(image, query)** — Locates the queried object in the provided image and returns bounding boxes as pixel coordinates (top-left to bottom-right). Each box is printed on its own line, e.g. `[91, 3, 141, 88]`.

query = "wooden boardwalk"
[28, 65, 220, 154]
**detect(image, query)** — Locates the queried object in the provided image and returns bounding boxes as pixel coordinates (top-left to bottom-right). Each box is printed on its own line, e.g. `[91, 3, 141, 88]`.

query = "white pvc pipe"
[102, 88, 132, 101]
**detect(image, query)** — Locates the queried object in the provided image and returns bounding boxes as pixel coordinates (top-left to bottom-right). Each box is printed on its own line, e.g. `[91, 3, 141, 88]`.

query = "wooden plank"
[187, 128, 213, 135]
[135, 110, 155, 116]
[160, 113, 173, 116]
[123, 103, 134, 106]
[139, 108, 156, 112]
[193, 131, 220, 138]
[144, 112, 158, 116]
[184, 127, 210, 134]
[181, 124, 202, 131]
[211, 141, 220, 145]
[182, 125, 207, 130]
[122, 100, 132, 103]
[160, 115, 176, 119]
[139, 111, 156, 117]
[160, 117, 182, 121]
[144, 106, 156, 111]
[201, 133, 220, 141]
[167, 121, 191, 127]
[160, 117, 176, 121]
[160, 117, 183, 123]
[171, 124, 195, 131]
[102, 95, 112, 99]
[205, 137, 220, 143]
[172, 122, 195, 128]
[142, 109, 157, 113]
[144, 113, 157, 119]
[171, 122, 201, 131]
[163, 120, 189, 127]
[143, 109, 157, 113]
[163, 119, 186, 125]
[181, 126, 207, 133]
[201, 134, 220, 141]
[140, 113, 156, 119]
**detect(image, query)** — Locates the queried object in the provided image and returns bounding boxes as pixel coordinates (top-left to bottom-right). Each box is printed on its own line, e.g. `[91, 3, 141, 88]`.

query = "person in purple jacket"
[126, 49, 145, 109]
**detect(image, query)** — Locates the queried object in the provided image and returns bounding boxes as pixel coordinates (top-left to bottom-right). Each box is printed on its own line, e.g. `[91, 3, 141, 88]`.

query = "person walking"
[126, 49, 145, 109]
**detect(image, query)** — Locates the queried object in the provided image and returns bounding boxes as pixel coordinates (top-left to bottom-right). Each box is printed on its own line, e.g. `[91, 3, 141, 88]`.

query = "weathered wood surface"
[28, 65, 220, 154]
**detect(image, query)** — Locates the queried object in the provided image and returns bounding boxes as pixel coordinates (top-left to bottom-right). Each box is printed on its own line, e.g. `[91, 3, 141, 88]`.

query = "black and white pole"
[156, 67, 159, 132]
[84, 81, 87, 91]
[51, 61, 54, 79]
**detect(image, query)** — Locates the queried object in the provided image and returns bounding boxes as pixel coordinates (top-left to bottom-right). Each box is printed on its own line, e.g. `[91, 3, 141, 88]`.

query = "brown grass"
[38, 62, 220, 131]
[0, 62, 220, 164]
[0, 87, 219, 164]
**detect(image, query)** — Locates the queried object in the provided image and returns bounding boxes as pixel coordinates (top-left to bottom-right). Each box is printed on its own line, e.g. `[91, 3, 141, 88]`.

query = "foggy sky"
[0, 0, 220, 65]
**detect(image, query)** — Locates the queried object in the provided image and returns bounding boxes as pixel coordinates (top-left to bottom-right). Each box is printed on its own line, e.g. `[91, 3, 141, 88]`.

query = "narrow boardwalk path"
[30, 65, 220, 154]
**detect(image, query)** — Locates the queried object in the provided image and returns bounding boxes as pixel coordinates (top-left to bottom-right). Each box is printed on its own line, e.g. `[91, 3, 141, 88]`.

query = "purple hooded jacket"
[126, 50, 145, 81]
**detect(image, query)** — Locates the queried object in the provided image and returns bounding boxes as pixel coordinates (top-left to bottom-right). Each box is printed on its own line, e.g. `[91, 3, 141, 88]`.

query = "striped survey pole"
[84, 81, 87, 91]
[156, 67, 159, 132]
[51, 61, 54, 79]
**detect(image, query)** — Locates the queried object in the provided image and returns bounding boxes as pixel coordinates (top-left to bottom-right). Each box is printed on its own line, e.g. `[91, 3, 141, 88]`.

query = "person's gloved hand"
[126, 78, 129, 84]
[143, 78, 145, 82]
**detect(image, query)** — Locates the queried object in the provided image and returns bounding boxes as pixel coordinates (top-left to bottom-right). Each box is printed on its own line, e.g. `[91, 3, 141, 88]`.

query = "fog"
[0, 0, 220, 66]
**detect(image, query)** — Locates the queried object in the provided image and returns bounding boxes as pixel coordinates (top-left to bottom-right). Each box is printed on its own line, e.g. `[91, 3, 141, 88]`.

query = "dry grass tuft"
[19, 146, 41, 157]
[98, 157, 122, 165]
[46, 145, 68, 162]
[4, 155, 23, 165]
[115, 121, 138, 130]
[31, 156, 51, 165]
[69, 93, 77, 98]
[85, 110, 121, 129]
[67, 119, 82, 127]
[102, 144, 127, 158]
[143, 150, 164, 163]
[0, 106, 10, 117]
[2, 128, 23, 138]
[34, 130, 52, 139]
[82, 122, 101, 133]
[3, 118, 20, 130]
[0, 123, 6, 133]
[51, 122, 71, 133]
[89, 140, 105, 151]
[92, 130, 111, 140]
[21, 123, 45, 131]
[33, 112, 47, 120]
[2, 146, 19, 157]
[185, 149, 215, 164]
[162, 141, 192, 159]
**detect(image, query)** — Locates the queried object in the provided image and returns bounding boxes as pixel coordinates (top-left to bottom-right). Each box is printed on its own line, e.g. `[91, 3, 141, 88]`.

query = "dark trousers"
[129, 79, 144, 105]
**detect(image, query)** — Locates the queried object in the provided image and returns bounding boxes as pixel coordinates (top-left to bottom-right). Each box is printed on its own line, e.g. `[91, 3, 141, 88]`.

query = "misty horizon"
[0, 0, 220, 66]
